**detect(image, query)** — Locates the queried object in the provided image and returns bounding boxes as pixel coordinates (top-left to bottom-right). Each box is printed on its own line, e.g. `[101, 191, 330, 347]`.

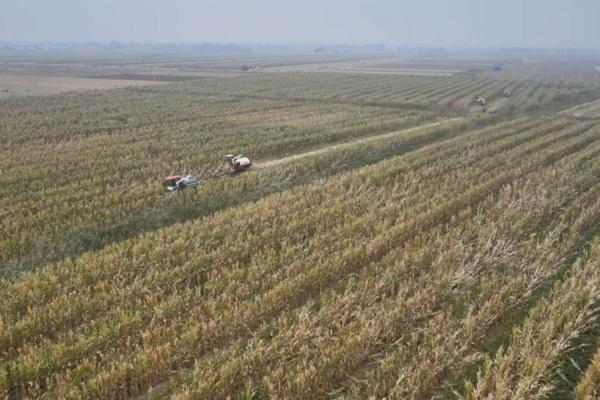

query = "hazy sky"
[1, 0, 600, 48]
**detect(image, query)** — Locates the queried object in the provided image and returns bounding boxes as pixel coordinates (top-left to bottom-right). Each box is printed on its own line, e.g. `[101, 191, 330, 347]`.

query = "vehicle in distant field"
[241, 65, 261, 72]
[491, 63, 503, 71]
[474, 95, 487, 106]
[503, 88, 512, 97]
[226, 154, 252, 172]
[165, 174, 201, 192]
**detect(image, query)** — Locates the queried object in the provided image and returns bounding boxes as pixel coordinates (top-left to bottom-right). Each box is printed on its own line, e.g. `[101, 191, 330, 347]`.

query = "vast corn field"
[2, 53, 600, 399]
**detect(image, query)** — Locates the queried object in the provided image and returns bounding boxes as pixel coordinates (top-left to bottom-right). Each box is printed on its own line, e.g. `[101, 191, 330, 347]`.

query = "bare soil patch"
[0, 73, 163, 97]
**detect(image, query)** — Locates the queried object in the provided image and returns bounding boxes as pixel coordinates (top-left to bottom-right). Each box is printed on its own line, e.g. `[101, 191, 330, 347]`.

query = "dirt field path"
[255, 118, 465, 168]
[488, 97, 510, 113]
[559, 98, 600, 118]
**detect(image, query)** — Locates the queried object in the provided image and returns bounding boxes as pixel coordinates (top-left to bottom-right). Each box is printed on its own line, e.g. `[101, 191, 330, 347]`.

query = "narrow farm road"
[559, 98, 600, 118]
[255, 117, 465, 168]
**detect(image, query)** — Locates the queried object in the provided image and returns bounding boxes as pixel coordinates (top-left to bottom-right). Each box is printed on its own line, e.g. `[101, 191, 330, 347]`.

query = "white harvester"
[165, 174, 201, 192]
[163, 154, 252, 192]
[225, 154, 252, 173]
[503, 88, 512, 98]
[474, 95, 487, 106]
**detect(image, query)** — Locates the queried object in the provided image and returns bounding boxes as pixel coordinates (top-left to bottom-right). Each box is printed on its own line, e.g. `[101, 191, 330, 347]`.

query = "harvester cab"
[226, 154, 252, 173]
[165, 174, 201, 192]
[503, 89, 512, 98]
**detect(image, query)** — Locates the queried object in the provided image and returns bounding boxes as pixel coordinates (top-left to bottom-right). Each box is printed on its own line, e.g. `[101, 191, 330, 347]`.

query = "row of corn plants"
[463, 236, 600, 399]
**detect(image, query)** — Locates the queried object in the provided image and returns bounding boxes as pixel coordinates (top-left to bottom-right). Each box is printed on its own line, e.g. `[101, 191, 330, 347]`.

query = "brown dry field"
[0, 73, 164, 98]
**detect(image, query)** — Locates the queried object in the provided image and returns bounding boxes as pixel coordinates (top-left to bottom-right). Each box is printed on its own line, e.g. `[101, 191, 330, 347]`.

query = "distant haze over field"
[1, 0, 600, 49]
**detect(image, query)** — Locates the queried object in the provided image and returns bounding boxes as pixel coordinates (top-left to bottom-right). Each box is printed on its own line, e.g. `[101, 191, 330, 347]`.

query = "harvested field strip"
[561, 99, 600, 118]
[255, 118, 464, 168]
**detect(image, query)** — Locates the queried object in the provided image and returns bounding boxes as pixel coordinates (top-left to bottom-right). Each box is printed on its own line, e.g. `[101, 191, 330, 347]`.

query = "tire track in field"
[254, 118, 465, 169]
[560, 98, 600, 118]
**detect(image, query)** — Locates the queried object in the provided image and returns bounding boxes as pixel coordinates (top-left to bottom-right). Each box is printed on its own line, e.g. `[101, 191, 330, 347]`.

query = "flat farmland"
[2, 51, 600, 399]
[0, 73, 166, 98]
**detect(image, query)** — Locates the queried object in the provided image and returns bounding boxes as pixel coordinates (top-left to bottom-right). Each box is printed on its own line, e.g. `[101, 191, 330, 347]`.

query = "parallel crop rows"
[171, 72, 598, 115]
[2, 114, 598, 398]
[463, 237, 600, 399]
[0, 88, 436, 276]
[2, 62, 600, 399]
